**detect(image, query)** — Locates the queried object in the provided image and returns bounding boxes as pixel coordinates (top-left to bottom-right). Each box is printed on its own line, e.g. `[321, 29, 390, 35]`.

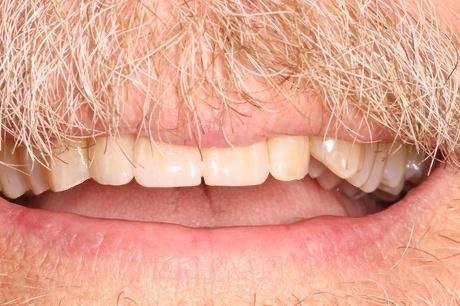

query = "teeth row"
[0, 135, 427, 199]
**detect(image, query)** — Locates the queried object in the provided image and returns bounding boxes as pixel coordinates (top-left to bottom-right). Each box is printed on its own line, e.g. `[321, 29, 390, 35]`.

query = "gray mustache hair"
[0, 0, 458, 166]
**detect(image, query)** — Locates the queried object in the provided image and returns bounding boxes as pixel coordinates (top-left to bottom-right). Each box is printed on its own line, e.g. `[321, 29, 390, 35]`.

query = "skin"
[0, 0, 459, 304]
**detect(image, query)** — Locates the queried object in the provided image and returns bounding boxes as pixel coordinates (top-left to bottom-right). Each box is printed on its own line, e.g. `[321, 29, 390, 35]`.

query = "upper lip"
[45, 88, 394, 148]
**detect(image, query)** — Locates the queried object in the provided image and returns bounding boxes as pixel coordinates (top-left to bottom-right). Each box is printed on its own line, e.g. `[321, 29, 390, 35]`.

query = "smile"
[0, 127, 436, 245]
[1, 0, 459, 303]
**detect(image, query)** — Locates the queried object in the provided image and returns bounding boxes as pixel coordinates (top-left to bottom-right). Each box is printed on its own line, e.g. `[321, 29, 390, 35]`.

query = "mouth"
[1, 0, 459, 302]
[0, 131, 437, 250]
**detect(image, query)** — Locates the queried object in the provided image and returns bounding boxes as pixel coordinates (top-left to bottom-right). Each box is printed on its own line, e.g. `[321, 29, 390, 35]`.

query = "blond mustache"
[0, 0, 458, 166]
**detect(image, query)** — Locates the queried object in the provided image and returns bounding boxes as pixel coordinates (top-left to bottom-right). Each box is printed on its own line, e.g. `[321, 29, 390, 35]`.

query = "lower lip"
[0, 166, 451, 265]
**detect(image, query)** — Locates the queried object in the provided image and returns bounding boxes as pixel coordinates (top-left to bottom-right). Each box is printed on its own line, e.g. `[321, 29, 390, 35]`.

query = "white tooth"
[268, 136, 310, 181]
[379, 144, 407, 189]
[49, 139, 90, 192]
[379, 178, 405, 196]
[310, 137, 363, 179]
[405, 147, 427, 183]
[88, 135, 135, 186]
[316, 169, 342, 190]
[202, 141, 269, 186]
[359, 144, 389, 193]
[19, 149, 50, 195]
[347, 143, 379, 187]
[135, 137, 202, 187]
[308, 158, 327, 178]
[0, 141, 29, 199]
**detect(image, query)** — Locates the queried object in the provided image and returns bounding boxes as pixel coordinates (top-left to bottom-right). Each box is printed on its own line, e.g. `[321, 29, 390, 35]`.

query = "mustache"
[0, 0, 458, 166]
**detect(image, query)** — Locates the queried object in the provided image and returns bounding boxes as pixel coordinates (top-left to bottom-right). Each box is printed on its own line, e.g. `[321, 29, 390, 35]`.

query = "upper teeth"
[310, 137, 363, 179]
[88, 136, 135, 186]
[0, 135, 427, 199]
[268, 136, 310, 181]
[135, 138, 202, 188]
[49, 139, 90, 192]
[202, 141, 270, 186]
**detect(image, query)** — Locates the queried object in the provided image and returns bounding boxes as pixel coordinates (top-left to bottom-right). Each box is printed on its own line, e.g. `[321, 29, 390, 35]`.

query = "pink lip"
[0, 166, 452, 266]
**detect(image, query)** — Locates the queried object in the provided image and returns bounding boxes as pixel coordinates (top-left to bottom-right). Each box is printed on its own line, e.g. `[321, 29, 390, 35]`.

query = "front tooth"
[135, 137, 202, 187]
[0, 141, 29, 199]
[268, 136, 310, 181]
[19, 148, 50, 195]
[89, 135, 135, 186]
[379, 144, 407, 189]
[202, 141, 269, 186]
[49, 139, 90, 192]
[310, 137, 362, 179]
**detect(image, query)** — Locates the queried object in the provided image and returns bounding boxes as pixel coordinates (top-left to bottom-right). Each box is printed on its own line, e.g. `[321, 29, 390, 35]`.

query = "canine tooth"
[19, 149, 50, 195]
[0, 141, 29, 199]
[268, 136, 310, 181]
[202, 141, 269, 186]
[310, 137, 362, 179]
[359, 144, 389, 193]
[135, 138, 202, 187]
[308, 158, 327, 178]
[89, 135, 135, 186]
[49, 139, 90, 192]
[380, 145, 407, 188]
[316, 169, 342, 190]
[347, 144, 379, 187]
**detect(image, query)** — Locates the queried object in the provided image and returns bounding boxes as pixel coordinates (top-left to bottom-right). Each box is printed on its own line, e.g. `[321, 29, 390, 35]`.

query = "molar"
[405, 147, 428, 183]
[347, 144, 379, 188]
[379, 178, 405, 196]
[379, 145, 407, 189]
[359, 144, 389, 193]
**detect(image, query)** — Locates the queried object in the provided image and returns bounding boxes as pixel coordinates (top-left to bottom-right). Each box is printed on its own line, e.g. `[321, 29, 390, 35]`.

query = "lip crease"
[0, 165, 452, 265]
